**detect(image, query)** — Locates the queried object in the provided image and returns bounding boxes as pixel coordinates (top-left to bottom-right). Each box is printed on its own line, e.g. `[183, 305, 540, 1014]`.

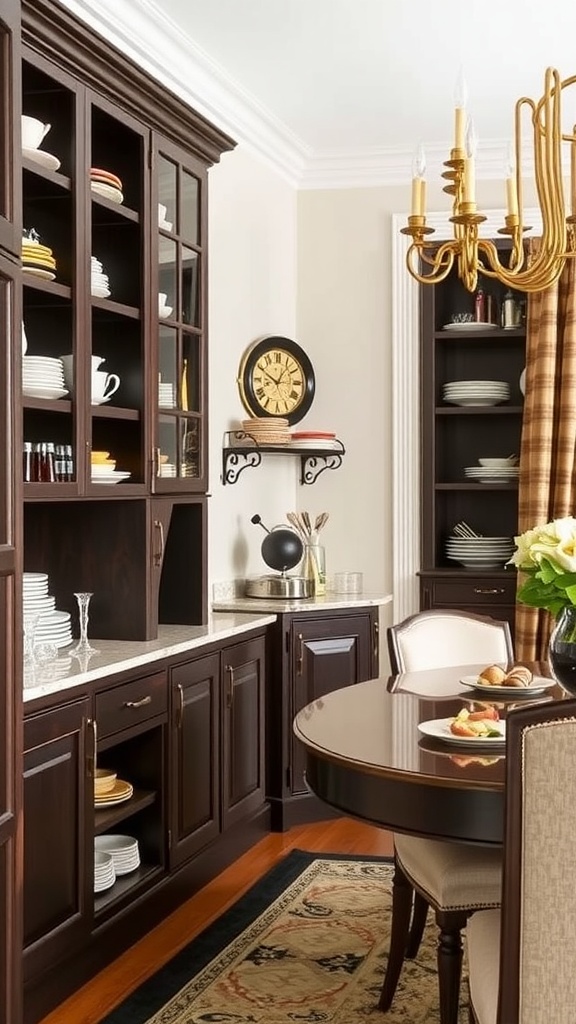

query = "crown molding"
[58, 0, 547, 191]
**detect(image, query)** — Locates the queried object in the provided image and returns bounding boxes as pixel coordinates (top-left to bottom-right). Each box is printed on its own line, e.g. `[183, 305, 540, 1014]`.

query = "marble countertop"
[23, 612, 276, 704]
[211, 592, 393, 614]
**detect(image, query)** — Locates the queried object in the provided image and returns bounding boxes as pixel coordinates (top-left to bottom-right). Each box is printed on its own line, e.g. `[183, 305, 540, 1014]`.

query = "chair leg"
[378, 858, 413, 1011]
[435, 909, 468, 1024]
[406, 891, 428, 958]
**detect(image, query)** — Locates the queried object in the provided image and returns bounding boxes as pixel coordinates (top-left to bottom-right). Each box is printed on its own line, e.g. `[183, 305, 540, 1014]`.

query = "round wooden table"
[293, 662, 560, 847]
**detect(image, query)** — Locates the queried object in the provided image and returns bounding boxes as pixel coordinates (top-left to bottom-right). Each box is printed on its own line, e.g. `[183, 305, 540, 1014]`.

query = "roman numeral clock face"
[238, 336, 315, 425]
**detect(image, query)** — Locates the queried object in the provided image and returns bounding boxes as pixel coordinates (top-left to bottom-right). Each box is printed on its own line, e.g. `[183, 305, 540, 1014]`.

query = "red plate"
[291, 431, 336, 439]
[90, 168, 123, 187]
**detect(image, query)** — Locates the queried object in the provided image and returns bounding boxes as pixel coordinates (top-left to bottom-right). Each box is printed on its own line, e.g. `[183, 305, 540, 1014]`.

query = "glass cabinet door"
[0, 0, 20, 256]
[154, 142, 206, 491]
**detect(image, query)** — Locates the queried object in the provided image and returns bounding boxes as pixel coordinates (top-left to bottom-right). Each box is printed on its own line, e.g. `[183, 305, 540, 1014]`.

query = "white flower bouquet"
[508, 516, 576, 616]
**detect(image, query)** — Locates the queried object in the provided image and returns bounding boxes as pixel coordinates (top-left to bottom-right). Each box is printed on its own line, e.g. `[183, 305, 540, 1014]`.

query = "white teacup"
[60, 354, 105, 389]
[22, 115, 51, 150]
[158, 292, 168, 313]
[92, 370, 120, 405]
[158, 203, 167, 226]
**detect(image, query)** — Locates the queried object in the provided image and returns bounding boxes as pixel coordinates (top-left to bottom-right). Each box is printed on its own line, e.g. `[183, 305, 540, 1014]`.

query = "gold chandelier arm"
[405, 240, 456, 284]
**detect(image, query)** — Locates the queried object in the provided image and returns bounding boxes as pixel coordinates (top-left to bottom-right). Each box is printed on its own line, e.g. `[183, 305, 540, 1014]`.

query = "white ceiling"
[65, 0, 576, 186]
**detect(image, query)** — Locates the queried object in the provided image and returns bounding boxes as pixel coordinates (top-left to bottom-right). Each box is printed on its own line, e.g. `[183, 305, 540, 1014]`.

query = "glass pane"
[181, 419, 200, 479]
[158, 325, 178, 409]
[158, 416, 177, 479]
[182, 247, 199, 327]
[181, 170, 199, 244]
[182, 333, 200, 412]
[158, 155, 177, 233]
[158, 237, 177, 320]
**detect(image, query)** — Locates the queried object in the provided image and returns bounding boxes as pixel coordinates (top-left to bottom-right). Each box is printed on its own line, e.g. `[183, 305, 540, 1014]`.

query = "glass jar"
[304, 541, 326, 597]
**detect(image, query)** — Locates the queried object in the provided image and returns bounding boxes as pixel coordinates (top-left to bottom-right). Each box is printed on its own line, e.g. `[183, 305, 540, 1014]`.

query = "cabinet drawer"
[96, 671, 167, 738]
[428, 578, 517, 606]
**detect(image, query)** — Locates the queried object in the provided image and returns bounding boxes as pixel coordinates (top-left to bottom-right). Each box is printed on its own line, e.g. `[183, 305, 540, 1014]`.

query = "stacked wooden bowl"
[241, 417, 290, 445]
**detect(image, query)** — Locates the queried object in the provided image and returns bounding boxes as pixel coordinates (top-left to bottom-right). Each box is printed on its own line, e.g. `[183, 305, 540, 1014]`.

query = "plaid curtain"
[515, 255, 576, 660]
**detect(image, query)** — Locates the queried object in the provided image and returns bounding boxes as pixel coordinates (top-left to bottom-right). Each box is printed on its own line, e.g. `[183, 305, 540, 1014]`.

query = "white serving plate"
[22, 147, 61, 172]
[22, 385, 68, 399]
[418, 717, 506, 748]
[459, 675, 555, 696]
[442, 322, 498, 332]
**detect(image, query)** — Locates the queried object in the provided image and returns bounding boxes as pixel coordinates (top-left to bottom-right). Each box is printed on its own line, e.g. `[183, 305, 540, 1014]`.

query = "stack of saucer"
[241, 417, 291, 445]
[442, 380, 510, 407]
[22, 235, 57, 281]
[158, 380, 176, 407]
[90, 167, 123, 204]
[159, 461, 177, 477]
[94, 777, 133, 808]
[91, 256, 111, 298]
[94, 851, 115, 893]
[94, 835, 140, 876]
[288, 430, 340, 450]
[22, 355, 67, 400]
[446, 533, 515, 569]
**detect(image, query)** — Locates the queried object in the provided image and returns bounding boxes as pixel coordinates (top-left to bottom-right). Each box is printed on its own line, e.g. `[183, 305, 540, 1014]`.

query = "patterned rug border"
[101, 849, 394, 1024]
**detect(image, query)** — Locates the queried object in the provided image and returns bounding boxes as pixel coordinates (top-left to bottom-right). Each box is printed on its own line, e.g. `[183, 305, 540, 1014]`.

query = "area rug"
[102, 849, 468, 1023]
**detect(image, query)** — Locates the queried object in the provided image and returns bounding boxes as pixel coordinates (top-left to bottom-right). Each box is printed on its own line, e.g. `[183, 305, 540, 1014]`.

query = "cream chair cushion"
[466, 908, 499, 1024]
[395, 834, 502, 911]
[393, 615, 510, 672]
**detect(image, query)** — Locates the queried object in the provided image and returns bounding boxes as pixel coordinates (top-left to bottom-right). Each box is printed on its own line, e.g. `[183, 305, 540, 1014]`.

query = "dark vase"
[548, 606, 576, 696]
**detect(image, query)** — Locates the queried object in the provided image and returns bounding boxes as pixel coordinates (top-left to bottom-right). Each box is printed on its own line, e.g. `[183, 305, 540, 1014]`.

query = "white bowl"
[478, 457, 518, 468]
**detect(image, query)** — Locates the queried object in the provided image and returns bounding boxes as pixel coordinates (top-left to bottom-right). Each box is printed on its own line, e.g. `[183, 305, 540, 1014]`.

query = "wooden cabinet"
[19, 1, 234, 640]
[22, 698, 92, 982]
[267, 607, 379, 830]
[418, 255, 525, 634]
[0, 0, 21, 257]
[169, 636, 266, 868]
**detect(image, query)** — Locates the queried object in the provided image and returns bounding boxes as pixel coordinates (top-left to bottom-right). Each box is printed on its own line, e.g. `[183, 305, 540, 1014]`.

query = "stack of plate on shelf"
[95, 834, 140, 876]
[94, 851, 116, 893]
[288, 430, 340, 450]
[446, 534, 515, 569]
[442, 380, 510, 407]
[241, 417, 291, 445]
[91, 454, 131, 486]
[22, 235, 57, 281]
[90, 167, 124, 204]
[22, 355, 67, 400]
[94, 777, 134, 808]
[158, 381, 176, 407]
[159, 461, 177, 477]
[464, 459, 520, 485]
[91, 256, 111, 299]
[23, 572, 73, 648]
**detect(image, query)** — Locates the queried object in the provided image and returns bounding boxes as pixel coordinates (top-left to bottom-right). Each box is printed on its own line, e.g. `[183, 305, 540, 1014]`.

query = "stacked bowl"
[465, 456, 519, 485]
[94, 851, 115, 893]
[91, 256, 111, 298]
[94, 835, 140, 876]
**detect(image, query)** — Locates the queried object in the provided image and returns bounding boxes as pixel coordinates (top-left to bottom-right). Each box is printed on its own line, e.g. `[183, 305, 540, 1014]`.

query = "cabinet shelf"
[94, 862, 164, 917]
[94, 787, 157, 834]
[437, 405, 524, 416]
[222, 431, 345, 485]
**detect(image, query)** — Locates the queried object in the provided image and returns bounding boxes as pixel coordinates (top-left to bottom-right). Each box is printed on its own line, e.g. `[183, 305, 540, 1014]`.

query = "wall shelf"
[222, 431, 345, 485]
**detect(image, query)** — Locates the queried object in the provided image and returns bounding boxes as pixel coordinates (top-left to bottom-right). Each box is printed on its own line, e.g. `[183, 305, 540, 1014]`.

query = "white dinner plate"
[22, 386, 68, 399]
[442, 322, 499, 332]
[23, 267, 57, 281]
[22, 147, 61, 172]
[91, 181, 124, 204]
[459, 675, 555, 696]
[418, 717, 506, 747]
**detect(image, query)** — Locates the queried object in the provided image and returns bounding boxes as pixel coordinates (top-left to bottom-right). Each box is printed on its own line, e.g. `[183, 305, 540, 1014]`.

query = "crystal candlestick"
[70, 592, 98, 655]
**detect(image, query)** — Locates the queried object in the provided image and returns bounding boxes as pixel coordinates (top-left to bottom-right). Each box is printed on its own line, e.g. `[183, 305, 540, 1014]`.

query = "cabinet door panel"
[170, 653, 220, 867]
[221, 637, 265, 831]
[291, 613, 375, 796]
[23, 699, 91, 980]
[0, 0, 20, 255]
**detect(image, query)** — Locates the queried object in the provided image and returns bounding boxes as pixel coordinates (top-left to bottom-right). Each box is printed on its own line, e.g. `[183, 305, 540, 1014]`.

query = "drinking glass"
[70, 592, 99, 655]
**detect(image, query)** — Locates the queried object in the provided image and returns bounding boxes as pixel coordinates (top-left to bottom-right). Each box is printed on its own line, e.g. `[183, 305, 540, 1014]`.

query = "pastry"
[478, 664, 507, 685]
[503, 665, 533, 688]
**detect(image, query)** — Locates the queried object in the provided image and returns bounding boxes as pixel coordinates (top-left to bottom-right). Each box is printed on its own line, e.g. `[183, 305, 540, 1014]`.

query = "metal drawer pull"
[153, 519, 165, 567]
[297, 633, 304, 676]
[473, 587, 505, 595]
[176, 684, 184, 728]
[373, 619, 379, 659]
[225, 665, 234, 708]
[124, 695, 152, 708]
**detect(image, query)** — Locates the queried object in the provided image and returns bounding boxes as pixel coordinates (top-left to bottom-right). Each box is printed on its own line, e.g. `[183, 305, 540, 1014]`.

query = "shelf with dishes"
[222, 430, 346, 485]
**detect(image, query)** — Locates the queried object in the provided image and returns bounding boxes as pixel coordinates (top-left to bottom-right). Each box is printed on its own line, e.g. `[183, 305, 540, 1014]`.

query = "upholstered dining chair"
[379, 609, 514, 1024]
[467, 696, 576, 1024]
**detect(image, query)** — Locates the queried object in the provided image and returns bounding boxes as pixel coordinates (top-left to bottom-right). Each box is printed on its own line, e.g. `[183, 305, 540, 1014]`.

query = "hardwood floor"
[38, 818, 393, 1024]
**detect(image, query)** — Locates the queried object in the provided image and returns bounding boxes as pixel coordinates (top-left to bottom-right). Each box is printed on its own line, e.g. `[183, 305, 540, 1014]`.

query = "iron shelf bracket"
[222, 431, 345, 485]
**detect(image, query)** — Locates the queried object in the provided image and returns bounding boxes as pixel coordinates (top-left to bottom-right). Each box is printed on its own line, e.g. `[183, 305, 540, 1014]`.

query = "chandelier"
[402, 67, 576, 293]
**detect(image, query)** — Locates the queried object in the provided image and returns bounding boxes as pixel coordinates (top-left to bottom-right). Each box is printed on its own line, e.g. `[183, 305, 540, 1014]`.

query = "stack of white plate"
[464, 465, 520, 484]
[91, 468, 131, 485]
[91, 256, 111, 299]
[23, 572, 73, 648]
[94, 851, 116, 893]
[158, 381, 176, 407]
[95, 834, 140, 875]
[159, 462, 177, 477]
[446, 535, 515, 569]
[442, 380, 510, 407]
[22, 355, 67, 400]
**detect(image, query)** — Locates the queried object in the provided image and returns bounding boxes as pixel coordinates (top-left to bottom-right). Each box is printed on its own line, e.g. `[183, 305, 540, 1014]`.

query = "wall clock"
[237, 336, 315, 425]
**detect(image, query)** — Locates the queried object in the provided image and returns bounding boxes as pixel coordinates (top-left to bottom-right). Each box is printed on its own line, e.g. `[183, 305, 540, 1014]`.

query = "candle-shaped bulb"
[454, 68, 468, 110]
[505, 140, 518, 217]
[454, 69, 468, 151]
[412, 142, 426, 180]
[465, 118, 478, 158]
[463, 118, 477, 205]
[410, 143, 427, 217]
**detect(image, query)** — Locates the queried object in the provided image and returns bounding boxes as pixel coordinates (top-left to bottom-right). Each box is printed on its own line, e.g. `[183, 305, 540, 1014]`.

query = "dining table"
[293, 661, 562, 847]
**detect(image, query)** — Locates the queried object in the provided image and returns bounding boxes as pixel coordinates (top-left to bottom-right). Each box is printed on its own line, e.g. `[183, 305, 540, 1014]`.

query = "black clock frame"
[238, 335, 316, 426]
